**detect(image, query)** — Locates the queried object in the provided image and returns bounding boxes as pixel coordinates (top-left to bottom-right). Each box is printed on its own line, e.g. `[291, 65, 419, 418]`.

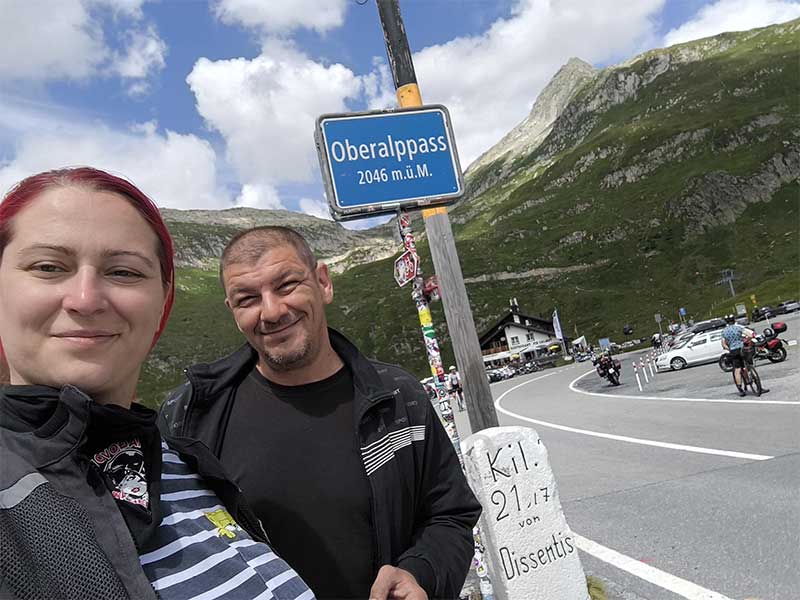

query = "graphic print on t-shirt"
[91, 439, 149, 508]
[204, 508, 242, 539]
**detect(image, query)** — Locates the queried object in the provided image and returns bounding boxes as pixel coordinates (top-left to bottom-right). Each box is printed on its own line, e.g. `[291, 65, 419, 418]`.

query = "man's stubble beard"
[259, 330, 317, 373]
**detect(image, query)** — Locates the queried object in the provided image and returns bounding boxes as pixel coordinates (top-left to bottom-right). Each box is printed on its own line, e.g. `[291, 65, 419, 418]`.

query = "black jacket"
[0, 384, 270, 600]
[159, 328, 481, 599]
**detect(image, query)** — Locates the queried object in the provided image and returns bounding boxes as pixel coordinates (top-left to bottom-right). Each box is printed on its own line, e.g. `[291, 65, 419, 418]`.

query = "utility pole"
[717, 268, 736, 297]
[376, 0, 498, 433]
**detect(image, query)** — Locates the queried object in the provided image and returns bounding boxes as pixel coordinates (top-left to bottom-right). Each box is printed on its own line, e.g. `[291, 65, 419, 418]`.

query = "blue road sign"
[315, 105, 464, 220]
[679, 307, 687, 316]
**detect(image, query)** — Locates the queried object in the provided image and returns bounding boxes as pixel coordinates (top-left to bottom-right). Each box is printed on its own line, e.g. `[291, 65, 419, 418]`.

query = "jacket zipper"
[180, 368, 199, 438]
[356, 391, 397, 572]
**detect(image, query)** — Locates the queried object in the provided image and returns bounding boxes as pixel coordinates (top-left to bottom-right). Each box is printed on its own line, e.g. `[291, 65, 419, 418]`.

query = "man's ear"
[316, 262, 334, 304]
[224, 297, 245, 332]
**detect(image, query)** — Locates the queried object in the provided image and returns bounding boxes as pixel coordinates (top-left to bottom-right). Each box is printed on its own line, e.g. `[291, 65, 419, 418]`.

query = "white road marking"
[494, 373, 774, 461]
[573, 534, 735, 600]
[569, 369, 800, 405]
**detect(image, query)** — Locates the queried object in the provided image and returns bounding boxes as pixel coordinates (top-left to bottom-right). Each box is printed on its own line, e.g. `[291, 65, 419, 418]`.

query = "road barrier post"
[633, 361, 643, 392]
[648, 354, 655, 378]
[640, 358, 649, 383]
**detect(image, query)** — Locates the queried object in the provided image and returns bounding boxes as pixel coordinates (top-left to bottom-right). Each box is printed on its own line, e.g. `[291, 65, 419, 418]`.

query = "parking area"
[576, 312, 800, 402]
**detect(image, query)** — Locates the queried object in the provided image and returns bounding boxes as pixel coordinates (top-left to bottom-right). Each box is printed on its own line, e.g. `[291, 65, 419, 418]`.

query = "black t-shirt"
[220, 366, 374, 599]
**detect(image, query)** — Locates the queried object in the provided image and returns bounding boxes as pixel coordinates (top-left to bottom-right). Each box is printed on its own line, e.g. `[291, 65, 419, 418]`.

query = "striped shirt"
[139, 443, 315, 600]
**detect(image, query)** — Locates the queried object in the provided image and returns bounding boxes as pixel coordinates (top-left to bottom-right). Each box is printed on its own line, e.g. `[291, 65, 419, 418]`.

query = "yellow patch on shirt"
[204, 509, 240, 539]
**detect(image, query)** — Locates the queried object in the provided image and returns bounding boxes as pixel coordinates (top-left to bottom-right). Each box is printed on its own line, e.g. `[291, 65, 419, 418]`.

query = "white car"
[777, 299, 800, 314]
[655, 330, 727, 371]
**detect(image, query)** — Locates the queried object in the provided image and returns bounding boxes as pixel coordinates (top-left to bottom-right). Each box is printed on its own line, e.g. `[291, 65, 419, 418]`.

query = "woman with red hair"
[0, 168, 313, 600]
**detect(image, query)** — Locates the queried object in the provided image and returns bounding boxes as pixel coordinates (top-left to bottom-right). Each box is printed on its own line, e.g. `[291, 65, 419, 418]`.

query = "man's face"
[223, 245, 333, 375]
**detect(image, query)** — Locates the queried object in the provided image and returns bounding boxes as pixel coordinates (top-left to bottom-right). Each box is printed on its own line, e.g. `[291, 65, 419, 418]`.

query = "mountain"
[161, 207, 396, 273]
[138, 20, 800, 407]
[466, 57, 597, 182]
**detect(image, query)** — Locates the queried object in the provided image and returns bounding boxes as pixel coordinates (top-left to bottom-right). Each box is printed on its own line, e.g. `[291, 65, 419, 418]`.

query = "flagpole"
[553, 308, 567, 356]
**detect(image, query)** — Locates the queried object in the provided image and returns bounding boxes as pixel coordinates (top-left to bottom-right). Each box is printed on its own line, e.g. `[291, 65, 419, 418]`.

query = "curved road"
[454, 341, 800, 599]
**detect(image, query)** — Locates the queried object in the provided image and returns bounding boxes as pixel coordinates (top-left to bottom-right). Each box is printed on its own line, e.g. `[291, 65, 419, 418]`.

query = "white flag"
[553, 309, 563, 341]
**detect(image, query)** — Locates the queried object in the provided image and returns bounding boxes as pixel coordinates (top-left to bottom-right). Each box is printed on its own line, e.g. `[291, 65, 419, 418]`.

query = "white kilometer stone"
[463, 426, 589, 600]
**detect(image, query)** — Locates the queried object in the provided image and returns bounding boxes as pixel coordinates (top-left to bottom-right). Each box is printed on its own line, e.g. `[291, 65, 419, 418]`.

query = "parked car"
[655, 330, 727, 371]
[688, 318, 726, 334]
[751, 306, 777, 322]
[486, 369, 504, 383]
[667, 332, 694, 349]
[776, 299, 800, 314]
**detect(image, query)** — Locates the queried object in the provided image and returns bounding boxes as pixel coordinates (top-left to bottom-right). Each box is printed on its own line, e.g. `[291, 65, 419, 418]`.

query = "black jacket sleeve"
[396, 393, 482, 598]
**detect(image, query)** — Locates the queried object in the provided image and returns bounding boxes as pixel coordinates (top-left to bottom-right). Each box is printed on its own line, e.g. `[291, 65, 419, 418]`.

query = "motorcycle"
[719, 322, 788, 372]
[593, 354, 622, 386]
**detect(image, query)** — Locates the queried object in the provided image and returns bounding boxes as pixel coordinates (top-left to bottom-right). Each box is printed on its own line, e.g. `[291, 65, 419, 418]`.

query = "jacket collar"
[1, 385, 93, 469]
[186, 327, 394, 408]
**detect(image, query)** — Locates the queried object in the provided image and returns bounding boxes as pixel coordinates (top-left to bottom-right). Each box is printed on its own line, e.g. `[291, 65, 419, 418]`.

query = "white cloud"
[90, 0, 149, 19]
[187, 38, 362, 208]
[299, 197, 332, 220]
[0, 0, 106, 81]
[0, 0, 165, 93]
[234, 183, 283, 209]
[110, 24, 167, 95]
[0, 101, 228, 210]
[664, 0, 800, 46]
[212, 0, 349, 34]
[112, 25, 167, 79]
[363, 57, 396, 110]
[394, 0, 666, 167]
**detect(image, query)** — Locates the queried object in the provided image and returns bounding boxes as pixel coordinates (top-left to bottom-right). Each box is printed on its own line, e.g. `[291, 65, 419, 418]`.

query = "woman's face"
[0, 186, 167, 405]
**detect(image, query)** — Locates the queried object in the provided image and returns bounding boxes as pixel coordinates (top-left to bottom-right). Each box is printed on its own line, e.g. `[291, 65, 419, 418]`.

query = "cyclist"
[447, 366, 465, 411]
[721, 314, 768, 396]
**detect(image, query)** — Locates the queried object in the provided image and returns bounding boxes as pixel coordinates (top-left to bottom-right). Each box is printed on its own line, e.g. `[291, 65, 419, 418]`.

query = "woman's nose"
[61, 269, 108, 315]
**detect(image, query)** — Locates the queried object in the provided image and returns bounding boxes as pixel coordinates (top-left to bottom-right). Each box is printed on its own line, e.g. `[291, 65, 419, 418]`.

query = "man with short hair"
[160, 226, 480, 600]
[720, 313, 768, 396]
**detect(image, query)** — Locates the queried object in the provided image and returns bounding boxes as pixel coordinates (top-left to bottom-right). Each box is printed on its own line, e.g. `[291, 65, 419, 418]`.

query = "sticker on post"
[394, 251, 419, 287]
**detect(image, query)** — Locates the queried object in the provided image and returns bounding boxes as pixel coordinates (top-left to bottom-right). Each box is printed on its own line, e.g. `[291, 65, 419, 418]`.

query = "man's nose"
[62, 269, 108, 315]
[258, 293, 288, 323]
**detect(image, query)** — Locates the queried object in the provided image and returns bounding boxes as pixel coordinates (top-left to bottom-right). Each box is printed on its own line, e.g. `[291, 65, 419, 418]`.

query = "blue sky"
[2, 0, 798, 226]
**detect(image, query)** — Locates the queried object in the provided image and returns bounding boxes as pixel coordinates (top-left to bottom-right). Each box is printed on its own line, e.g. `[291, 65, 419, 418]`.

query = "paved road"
[453, 314, 800, 599]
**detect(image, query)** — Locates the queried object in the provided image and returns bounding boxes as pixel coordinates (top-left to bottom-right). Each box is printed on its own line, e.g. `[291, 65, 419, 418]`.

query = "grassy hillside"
[137, 22, 799, 408]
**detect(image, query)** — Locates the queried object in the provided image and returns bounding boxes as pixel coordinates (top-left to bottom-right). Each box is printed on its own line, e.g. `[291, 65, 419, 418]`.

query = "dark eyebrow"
[228, 286, 255, 298]
[102, 250, 156, 269]
[17, 245, 156, 269]
[17, 244, 75, 257]
[277, 269, 306, 281]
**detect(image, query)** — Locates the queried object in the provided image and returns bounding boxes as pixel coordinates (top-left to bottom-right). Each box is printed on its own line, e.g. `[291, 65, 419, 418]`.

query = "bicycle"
[734, 344, 763, 397]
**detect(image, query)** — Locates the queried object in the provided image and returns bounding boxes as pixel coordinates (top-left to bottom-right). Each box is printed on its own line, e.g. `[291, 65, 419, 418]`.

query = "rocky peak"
[466, 57, 597, 176]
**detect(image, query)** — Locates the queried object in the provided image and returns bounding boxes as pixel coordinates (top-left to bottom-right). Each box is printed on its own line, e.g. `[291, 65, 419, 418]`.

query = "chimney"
[509, 298, 520, 313]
